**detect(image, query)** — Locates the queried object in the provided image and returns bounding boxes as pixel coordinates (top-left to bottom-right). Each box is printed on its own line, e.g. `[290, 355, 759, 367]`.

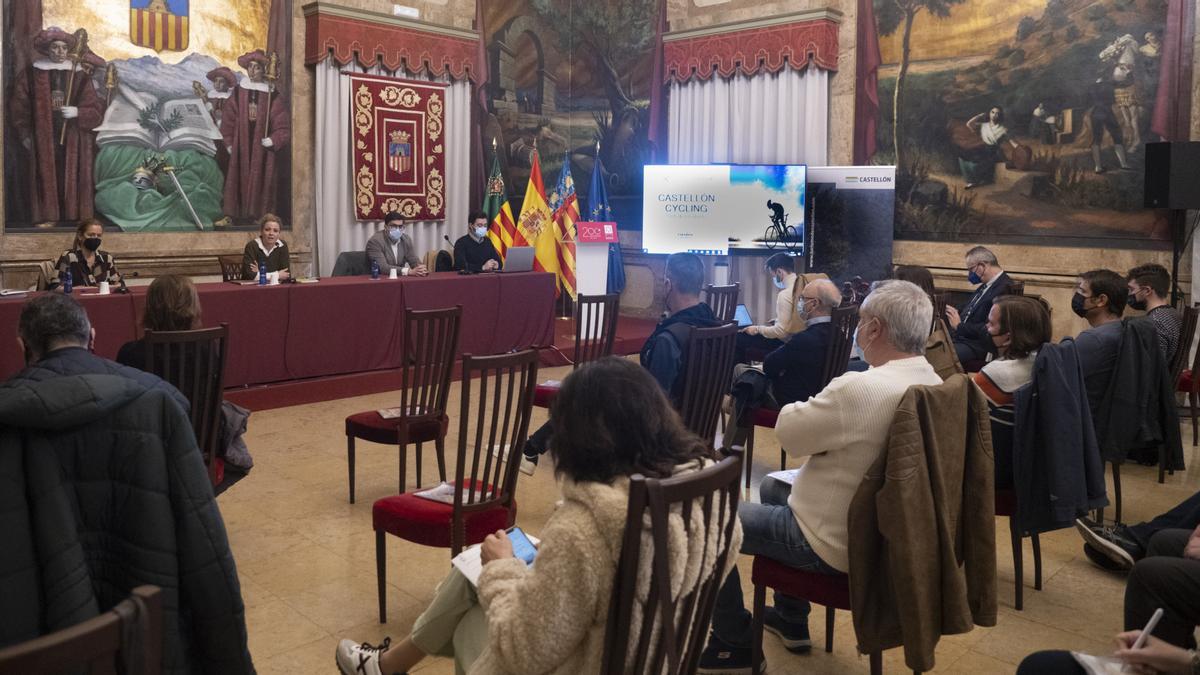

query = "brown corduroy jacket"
[847, 374, 998, 672]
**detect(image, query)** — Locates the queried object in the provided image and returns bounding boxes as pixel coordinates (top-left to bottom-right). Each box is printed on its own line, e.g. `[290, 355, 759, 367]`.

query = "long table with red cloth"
[0, 272, 557, 387]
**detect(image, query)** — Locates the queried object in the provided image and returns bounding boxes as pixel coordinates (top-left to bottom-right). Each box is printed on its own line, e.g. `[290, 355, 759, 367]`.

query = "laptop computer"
[734, 304, 753, 328]
[500, 246, 535, 273]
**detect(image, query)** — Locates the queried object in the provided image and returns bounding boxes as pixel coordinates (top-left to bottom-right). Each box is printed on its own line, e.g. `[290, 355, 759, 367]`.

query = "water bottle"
[258, 256, 268, 286]
[370, 258, 380, 280]
[401, 262, 410, 277]
[62, 269, 73, 294]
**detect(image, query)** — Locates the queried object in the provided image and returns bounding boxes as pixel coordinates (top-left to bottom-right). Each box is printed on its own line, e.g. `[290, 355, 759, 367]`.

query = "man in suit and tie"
[365, 211, 429, 276]
[945, 246, 1012, 369]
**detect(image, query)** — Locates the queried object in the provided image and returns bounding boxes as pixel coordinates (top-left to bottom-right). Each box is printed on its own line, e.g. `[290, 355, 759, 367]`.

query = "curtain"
[313, 60, 472, 276]
[667, 66, 830, 321]
[667, 67, 829, 165]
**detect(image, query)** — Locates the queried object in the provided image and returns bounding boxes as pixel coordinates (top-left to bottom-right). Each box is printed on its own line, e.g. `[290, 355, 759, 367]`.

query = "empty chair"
[534, 293, 620, 408]
[332, 251, 371, 276]
[345, 307, 461, 502]
[372, 349, 539, 621]
[217, 255, 244, 282]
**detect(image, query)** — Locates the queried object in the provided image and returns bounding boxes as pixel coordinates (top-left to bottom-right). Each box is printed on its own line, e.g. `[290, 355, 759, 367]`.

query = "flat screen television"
[641, 164, 806, 255]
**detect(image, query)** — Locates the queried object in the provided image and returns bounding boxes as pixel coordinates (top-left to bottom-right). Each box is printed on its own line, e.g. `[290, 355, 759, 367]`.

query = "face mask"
[83, 238, 102, 251]
[474, 226, 489, 239]
[967, 267, 982, 285]
[386, 227, 403, 242]
[1071, 292, 1090, 318]
[853, 318, 877, 362]
[1127, 292, 1148, 311]
[990, 331, 1011, 355]
[774, 277, 787, 290]
[797, 299, 812, 322]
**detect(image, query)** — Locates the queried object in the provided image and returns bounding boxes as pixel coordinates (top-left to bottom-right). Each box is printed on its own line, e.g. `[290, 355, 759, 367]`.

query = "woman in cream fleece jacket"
[337, 357, 742, 675]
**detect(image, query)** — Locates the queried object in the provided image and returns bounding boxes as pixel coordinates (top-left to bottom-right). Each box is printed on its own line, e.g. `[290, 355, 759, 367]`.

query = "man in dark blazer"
[721, 278, 842, 449]
[365, 211, 428, 276]
[946, 246, 1012, 369]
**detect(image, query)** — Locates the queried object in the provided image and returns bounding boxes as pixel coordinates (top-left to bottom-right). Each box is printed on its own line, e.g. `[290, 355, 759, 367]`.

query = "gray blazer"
[365, 230, 422, 272]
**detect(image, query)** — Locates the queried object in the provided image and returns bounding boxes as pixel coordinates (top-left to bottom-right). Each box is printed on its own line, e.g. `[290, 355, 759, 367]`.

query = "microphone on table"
[117, 270, 134, 294]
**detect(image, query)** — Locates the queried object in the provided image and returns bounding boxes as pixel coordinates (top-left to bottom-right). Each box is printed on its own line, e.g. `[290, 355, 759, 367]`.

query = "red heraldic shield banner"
[349, 73, 447, 221]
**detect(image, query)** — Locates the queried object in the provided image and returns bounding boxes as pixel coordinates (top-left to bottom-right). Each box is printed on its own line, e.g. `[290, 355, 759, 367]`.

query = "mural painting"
[870, 0, 1174, 246]
[3, 0, 291, 232]
[481, 0, 657, 215]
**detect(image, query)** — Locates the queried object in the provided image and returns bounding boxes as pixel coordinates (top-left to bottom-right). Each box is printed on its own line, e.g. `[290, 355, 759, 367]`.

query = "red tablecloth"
[0, 272, 556, 387]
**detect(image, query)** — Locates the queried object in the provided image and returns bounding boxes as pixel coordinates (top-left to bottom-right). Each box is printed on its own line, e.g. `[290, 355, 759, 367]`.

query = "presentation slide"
[641, 164, 806, 255]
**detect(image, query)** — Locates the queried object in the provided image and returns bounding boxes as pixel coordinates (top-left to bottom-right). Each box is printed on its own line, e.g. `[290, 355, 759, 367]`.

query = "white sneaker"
[336, 637, 391, 675]
[519, 456, 538, 476]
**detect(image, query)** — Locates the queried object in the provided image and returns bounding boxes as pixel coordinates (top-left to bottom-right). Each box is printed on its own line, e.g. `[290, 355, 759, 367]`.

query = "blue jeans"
[710, 476, 840, 648]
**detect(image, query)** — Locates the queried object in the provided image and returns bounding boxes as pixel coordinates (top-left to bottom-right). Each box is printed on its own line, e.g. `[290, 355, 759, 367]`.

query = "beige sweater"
[470, 460, 742, 675]
[758, 272, 799, 341]
[775, 356, 942, 572]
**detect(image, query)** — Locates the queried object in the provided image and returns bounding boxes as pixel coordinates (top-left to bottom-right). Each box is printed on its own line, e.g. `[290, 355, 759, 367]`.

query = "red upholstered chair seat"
[750, 407, 779, 429]
[751, 556, 851, 610]
[345, 410, 448, 445]
[1178, 370, 1193, 393]
[373, 482, 514, 549]
[533, 381, 561, 409]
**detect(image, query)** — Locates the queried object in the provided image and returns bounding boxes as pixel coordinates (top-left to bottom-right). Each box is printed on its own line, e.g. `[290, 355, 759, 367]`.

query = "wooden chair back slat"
[144, 325, 228, 485]
[574, 293, 621, 367]
[0, 586, 163, 675]
[676, 323, 738, 447]
[399, 307, 461, 424]
[216, 255, 243, 282]
[702, 284, 740, 323]
[451, 350, 539, 555]
[1170, 305, 1199, 383]
[601, 454, 743, 674]
[819, 304, 860, 389]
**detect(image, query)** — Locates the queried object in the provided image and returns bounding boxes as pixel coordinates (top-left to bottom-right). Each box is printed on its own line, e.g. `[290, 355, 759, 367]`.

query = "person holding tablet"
[335, 357, 741, 675]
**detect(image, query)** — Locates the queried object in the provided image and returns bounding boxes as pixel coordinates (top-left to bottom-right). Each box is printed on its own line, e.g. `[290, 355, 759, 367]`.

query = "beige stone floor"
[221, 362, 1200, 674]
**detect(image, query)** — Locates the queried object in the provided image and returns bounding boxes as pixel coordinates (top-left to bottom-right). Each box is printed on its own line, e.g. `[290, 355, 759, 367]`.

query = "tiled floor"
[221, 362, 1200, 674]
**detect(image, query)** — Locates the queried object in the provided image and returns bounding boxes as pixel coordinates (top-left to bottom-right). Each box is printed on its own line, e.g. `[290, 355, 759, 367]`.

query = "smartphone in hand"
[507, 527, 538, 565]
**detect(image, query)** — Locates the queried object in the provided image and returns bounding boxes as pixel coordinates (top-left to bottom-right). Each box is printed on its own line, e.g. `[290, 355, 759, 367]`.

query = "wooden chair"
[676, 323, 738, 448]
[1006, 279, 1025, 296]
[144, 325, 229, 487]
[741, 304, 860, 488]
[702, 283, 740, 323]
[0, 585, 163, 675]
[345, 307, 461, 503]
[217, 255, 244, 282]
[533, 293, 620, 408]
[600, 454, 744, 674]
[1171, 306, 1200, 446]
[372, 349, 539, 622]
[995, 490, 1042, 611]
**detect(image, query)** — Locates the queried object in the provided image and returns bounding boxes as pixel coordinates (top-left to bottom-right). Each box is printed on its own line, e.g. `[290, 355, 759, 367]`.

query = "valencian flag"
[482, 153, 516, 263]
[589, 155, 625, 293]
[130, 0, 189, 52]
[515, 149, 560, 289]
[548, 152, 578, 299]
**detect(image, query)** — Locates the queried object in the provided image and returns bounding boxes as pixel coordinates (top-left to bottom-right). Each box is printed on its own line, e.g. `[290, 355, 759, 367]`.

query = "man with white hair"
[699, 280, 943, 674]
[721, 278, 844, 450]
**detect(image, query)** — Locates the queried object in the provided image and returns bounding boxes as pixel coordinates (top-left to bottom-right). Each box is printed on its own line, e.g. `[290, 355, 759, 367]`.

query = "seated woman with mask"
[52, 219, 124, 290]
[335, 356, 740, 675]
[970, 295, 1051, 489]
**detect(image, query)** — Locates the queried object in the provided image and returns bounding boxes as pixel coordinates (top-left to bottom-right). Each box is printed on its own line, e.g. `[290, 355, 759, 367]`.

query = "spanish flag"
[482, 154, 516, 263]
[516, 149, 559, 288]
[549, 152, 578, 299]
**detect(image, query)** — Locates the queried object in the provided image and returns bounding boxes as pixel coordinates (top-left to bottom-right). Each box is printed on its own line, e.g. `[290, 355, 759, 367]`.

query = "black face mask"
[82, 238, 102, 251]
[1127, 293, 1148, 311]
[1071, 292, 1090, 318]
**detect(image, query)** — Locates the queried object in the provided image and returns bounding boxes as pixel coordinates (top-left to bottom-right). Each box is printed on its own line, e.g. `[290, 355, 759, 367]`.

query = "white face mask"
[773, 276, 787, 290]
[387, 227, 403, 242]
[796, 298, 813, 321]
[474, 226, 488, 239]
[854, 317, 879, 365]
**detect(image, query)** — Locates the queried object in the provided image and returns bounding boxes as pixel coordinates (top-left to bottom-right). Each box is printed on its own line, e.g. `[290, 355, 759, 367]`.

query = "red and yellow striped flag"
[483, 154, 516, 262]
[548, 152, 578, 298]
[515, 150, 559, 289]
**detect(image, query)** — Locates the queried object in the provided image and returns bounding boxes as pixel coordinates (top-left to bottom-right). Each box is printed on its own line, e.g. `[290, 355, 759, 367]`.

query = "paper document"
[1070, 651, 1126, 675]
[766, 468, 800, 486]
[414, 482, 488, 505]
[452, 533, 541, 586]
